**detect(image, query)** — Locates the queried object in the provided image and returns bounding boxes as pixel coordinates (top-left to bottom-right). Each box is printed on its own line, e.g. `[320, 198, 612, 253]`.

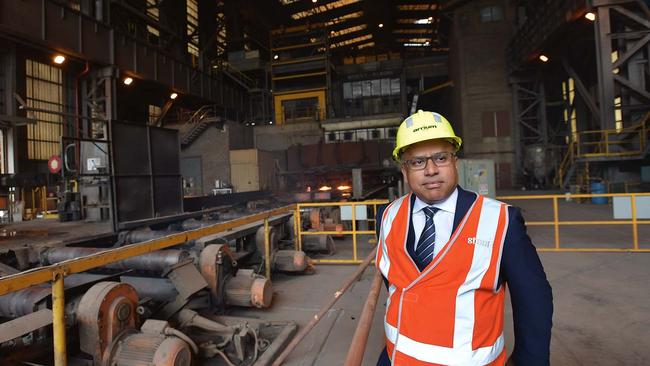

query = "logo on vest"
[467, 237, 492, 248]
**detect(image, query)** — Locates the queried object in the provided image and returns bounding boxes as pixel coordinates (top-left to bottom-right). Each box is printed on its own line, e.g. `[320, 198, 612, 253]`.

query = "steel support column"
[592, 0, 650, 129]
[595, 4, 617, 129]
[512, 76, 549, 173]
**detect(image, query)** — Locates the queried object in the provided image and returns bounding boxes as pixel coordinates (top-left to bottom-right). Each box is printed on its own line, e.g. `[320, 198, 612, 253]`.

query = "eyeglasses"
[402, 152, 456, 170]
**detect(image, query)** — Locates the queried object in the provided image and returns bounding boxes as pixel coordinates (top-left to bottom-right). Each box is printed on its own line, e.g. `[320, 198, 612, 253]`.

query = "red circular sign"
[48, 155, 62, 173]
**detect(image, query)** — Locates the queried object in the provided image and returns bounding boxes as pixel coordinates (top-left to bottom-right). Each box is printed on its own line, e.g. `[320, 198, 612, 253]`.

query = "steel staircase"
[555, 112, 650, 190]
[180, 105, 224, 149]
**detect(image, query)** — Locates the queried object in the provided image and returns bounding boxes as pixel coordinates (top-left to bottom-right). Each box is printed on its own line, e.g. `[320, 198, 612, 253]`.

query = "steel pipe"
[42, 247, 189, 273]
[123, 229, 178, 244]
[344, 270, 383, 366]
[180, 218, 218, 231]
[66, 273, 179, 302]
[0, 286, 50, 317]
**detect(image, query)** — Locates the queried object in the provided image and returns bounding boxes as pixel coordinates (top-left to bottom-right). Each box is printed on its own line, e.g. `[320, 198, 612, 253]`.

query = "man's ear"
[400, 164, 409, 186]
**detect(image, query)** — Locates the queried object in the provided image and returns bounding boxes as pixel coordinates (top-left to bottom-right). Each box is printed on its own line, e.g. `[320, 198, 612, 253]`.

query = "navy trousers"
[377, 346, 391, 365]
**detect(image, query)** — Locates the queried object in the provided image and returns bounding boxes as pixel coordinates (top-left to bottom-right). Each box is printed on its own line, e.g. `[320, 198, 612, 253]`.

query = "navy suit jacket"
[376, 186, 553, 366]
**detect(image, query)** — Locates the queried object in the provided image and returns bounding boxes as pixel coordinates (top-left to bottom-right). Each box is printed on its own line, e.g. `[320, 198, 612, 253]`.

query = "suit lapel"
[453, 186, 477, 231]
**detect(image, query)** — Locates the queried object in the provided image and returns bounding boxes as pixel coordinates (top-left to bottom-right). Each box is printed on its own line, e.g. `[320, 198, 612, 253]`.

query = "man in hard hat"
[375, 110, 552, 365]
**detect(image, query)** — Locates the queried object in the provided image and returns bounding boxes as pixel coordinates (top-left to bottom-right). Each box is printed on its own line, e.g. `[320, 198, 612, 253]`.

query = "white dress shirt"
[412, 187, 458, 258]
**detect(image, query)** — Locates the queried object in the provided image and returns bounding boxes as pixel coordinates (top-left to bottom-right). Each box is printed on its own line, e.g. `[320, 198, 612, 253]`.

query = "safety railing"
[575, 112, 649, 158]
[0, 204, 297, 366]
[295, 200, 389, 264]
[496, 192, 650, 252]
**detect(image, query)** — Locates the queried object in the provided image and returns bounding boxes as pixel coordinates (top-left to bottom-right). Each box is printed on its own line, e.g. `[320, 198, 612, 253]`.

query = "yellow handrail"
[575, 111, 650, 158]
[296, 200, 389, 264]
[496, 192, 650, 252]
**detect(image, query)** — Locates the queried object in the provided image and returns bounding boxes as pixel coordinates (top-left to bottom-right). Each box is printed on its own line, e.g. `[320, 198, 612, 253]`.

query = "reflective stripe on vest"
[376, 193, 509, 365]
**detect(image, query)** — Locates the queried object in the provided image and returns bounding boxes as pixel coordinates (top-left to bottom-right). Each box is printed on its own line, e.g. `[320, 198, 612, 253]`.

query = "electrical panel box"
[457, 159, 496, 198]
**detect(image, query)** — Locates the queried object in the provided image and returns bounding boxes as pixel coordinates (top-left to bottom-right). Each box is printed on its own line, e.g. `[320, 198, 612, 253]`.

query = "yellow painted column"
[352, 203, 358, 261]
[553, 197, 560, 250]
[264, 219, 271, 279]
[52, 270, 67, 366]
[631, 196, 639, 250]
[294, 207, 302, 251]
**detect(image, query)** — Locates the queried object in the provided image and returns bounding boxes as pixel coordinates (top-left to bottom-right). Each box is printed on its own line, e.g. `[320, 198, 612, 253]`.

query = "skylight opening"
[331, 34, 372, 48]
[330, 24, 366, 38]
[291, 0, 360, 20]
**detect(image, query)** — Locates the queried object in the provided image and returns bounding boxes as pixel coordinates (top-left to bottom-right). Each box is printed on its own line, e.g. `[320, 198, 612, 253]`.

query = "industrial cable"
[248, 326, 259, 361]
[165, 327, 199, 354]
[213, 347, 237, 366]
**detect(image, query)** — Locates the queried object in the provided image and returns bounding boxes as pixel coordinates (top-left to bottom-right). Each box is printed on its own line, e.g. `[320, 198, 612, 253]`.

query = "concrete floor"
[233, 196, 650, 365]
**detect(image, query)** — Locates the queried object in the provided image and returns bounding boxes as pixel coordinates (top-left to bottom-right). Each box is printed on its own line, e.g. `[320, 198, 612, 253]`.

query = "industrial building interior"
[0, 0, 649, 365]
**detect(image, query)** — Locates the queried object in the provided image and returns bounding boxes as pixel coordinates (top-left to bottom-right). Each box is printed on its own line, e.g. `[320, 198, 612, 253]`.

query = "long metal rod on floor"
[271, 248, 377, 366]
[265, 218, 272, 279]
[344, 270, 383, 366]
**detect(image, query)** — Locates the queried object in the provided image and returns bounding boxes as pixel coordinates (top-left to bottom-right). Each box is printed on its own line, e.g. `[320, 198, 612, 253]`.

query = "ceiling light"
[312, 0, 317, 2]
[585, 12, 596, 21]
[251, 122, 256, 126]
[378, 23, 384, 28]
[539, 54, 549, 62]
[428, 16, 433, 21]
[53, 55, 66, 64]
[273, 54, 279, 60]
[170, 92, 178, 99]
[123, 77, 133, 85]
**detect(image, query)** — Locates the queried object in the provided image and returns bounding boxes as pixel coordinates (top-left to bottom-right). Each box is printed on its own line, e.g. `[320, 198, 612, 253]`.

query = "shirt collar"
[413, 187, 458, 215]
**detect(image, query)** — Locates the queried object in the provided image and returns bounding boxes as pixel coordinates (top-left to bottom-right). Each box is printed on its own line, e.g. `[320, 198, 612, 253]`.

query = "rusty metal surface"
[256, 225, 279, 257]
[273, 250, 309, 272]
[199, 244, 235, 305]
[0, 308, 53, 343]
[225, 269, 272, 308]
[108, 331, 192, 366]
[76, 282, 139, 363]
[250, 277, 273, 308]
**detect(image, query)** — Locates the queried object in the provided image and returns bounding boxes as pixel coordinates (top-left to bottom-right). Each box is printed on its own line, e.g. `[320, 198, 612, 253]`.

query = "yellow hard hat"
[392, 110, 462, 161]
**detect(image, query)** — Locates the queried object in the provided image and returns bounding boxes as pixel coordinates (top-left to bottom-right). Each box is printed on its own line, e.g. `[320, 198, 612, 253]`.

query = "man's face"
[400, 139, 458, 204]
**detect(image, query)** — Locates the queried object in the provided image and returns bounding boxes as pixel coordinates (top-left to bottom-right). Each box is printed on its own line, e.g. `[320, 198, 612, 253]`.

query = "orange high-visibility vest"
[376, 193, 509, 365]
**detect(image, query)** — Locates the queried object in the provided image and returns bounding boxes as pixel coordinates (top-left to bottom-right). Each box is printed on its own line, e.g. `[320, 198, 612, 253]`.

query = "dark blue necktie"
[415, 206, 439, 271]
